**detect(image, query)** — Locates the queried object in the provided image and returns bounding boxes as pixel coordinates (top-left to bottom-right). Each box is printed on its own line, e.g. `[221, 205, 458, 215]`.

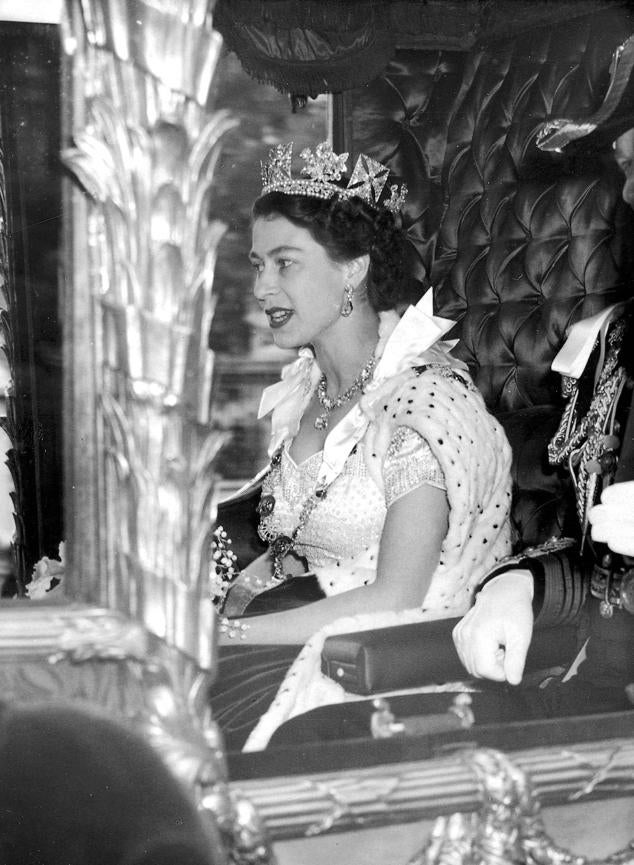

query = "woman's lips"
[266, 308, 294, 329]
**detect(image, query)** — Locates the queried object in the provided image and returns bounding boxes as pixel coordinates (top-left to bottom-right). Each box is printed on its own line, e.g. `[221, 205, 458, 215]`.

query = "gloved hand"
[588, 481, 634, 557]
[452, 569, 534, 684]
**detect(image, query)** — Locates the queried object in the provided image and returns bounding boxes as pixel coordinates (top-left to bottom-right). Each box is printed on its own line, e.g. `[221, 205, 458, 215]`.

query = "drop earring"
[340, 282, 354, 317]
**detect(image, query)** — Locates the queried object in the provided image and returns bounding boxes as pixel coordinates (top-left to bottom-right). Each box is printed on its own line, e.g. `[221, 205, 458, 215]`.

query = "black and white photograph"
[0, 2, 633, 863]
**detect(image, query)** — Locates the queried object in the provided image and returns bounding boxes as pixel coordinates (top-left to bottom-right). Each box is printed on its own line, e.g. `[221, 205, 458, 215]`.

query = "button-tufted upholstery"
[347, 6, 634, 547]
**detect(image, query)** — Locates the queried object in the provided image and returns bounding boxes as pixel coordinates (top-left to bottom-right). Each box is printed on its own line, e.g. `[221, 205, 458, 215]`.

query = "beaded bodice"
[258, 425, 445, 575]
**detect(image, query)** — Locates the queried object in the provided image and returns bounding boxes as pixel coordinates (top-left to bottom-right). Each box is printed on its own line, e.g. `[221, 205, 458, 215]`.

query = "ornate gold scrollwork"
[231, 735, 634, 845]
[411, 749, 634, 865]
[0, 600, 277, 865]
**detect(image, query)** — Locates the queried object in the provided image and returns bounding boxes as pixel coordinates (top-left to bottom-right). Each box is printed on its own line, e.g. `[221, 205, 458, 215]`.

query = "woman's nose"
[252, 266, 277, 299]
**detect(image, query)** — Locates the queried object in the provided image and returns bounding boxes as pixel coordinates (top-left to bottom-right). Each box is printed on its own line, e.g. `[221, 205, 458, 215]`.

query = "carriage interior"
[0, 2, 633, 863]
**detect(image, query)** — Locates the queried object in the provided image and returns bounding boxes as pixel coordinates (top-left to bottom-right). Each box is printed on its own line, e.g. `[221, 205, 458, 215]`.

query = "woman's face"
[250, 215, 347, 350]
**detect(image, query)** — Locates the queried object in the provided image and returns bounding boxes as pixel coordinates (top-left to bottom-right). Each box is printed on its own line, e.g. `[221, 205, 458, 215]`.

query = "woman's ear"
[344, 254, 370, 288]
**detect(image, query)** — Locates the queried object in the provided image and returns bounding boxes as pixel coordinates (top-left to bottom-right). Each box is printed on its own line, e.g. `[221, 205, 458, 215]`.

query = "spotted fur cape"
[243, 362, 513, 751]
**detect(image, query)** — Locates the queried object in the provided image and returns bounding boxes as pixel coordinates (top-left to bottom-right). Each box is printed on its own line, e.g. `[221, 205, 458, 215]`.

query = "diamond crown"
[260, 141, 408, 213]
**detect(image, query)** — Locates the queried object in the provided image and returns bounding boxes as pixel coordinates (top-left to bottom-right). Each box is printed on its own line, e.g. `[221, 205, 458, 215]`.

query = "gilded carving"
[0, 119, 22, 587]
[0, 600, 276, 865]
[55, 2, 276, 862]
[413, 749, 634, 865]
[231, 740, 634, 845]
[60, 0, 236, 666]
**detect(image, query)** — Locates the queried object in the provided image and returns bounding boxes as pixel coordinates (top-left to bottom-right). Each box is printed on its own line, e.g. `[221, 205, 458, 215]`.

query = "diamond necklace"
[314, 353, 377, 430]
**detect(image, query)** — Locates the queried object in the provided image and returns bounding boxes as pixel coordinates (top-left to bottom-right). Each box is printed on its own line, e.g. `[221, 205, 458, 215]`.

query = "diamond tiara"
[260, 141, 408, 213]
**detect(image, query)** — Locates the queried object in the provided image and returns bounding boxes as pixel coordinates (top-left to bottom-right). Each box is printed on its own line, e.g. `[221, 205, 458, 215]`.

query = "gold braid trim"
[548, 319, 626, 543]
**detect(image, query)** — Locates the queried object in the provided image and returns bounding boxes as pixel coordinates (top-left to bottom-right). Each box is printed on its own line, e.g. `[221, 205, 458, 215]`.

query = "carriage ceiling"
[212, 0, 620, 101]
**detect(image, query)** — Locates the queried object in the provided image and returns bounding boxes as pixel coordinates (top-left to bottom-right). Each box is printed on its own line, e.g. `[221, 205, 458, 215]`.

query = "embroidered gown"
[210, 426, 447, 751]
[258, 427, 446, 597]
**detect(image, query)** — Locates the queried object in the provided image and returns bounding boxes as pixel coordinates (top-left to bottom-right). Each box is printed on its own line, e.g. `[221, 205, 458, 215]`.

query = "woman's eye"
[277, 258, 291, 270]
[251, 261, 264, 274]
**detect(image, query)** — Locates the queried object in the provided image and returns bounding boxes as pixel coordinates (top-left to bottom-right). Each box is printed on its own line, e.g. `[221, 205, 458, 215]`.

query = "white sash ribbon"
[552, 302, 625, 380]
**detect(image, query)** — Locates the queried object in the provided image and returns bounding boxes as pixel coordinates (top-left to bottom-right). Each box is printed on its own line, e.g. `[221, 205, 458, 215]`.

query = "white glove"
[588, 481, 634, 557]
[452, 569, 534, 685]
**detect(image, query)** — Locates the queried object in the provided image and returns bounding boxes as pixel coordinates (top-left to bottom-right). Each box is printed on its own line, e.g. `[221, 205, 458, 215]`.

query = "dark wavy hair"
[252, 191, 413, 312]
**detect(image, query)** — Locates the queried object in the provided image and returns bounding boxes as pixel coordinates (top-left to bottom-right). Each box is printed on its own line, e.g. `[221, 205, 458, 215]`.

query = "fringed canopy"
[212, 0, 395, 106]
[212, 1, 616, 110]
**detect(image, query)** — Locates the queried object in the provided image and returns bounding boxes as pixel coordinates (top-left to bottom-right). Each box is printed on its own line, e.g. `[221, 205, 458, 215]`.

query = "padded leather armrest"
[321, 619, 578, 695]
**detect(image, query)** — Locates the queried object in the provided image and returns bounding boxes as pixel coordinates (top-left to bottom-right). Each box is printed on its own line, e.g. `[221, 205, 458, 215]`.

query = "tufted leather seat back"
[350, 8, 634, 413]
[346, 6, 634, 546]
